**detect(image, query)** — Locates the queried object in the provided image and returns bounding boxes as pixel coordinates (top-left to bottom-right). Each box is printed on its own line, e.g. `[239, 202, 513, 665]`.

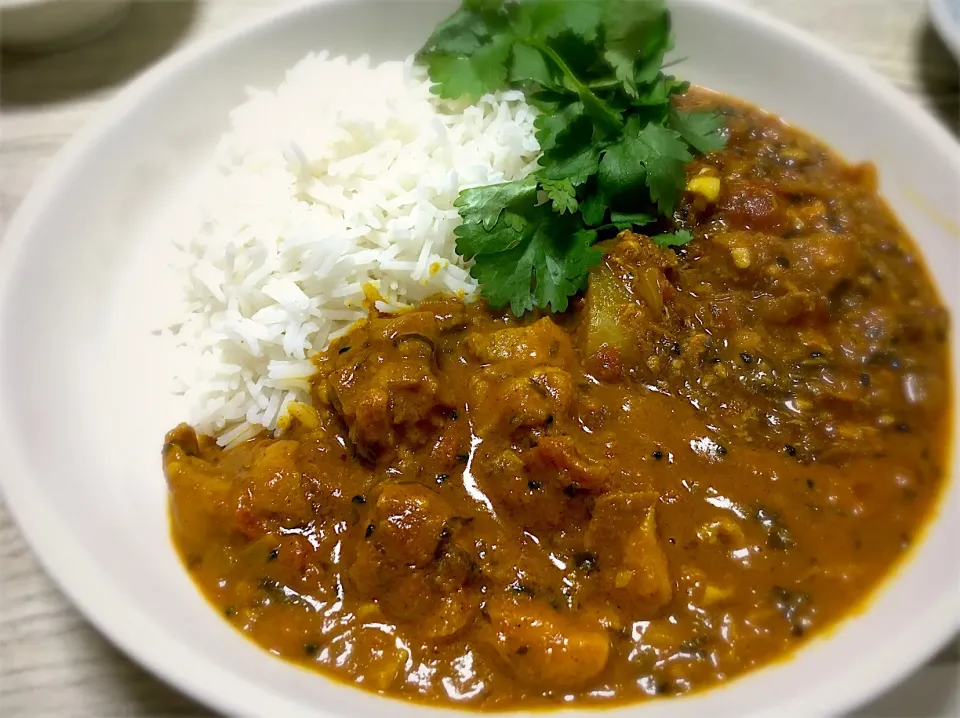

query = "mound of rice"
[168, 52, 541, 442]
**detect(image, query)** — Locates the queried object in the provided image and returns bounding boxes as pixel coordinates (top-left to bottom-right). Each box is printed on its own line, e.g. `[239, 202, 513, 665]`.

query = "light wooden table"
[1, 1, 958, 715]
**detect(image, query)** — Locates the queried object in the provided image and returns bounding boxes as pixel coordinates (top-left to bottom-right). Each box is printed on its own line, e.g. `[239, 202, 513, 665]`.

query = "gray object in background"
[0, 0, 131, 52]
[930, 0, 960, 58]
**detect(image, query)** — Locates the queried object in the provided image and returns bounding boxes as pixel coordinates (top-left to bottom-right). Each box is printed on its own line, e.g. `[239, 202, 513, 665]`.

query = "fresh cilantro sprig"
[417, 0, 726, 315]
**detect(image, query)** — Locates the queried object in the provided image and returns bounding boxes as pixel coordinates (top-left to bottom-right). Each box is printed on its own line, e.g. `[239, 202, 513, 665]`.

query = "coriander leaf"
[520, 37, 622, 133]
[651, 229, 694, 247]
[464, 209, 598, 315]
[603, 48, 639, 98]
[542, 179, 579, 214]
[419, 0, 720, 317]
[464, 0, 504, 11]
[610, 211, 656, 229]
[457, 195, 602, 314]
[426, 0, 621, 133]
[634, 75, 689, 106]
[468, 233, 540, 315]
[669, 109, 728, 154]
[579, 190, 608, 226]
[601, 121, 690, 214]
[538, 142, 602, 184]
[546, 24, 604, 80]
[576, 85, 624, 134]
[634, 123, 692, 214]
[455, 176, 539, 231]
[455, 210, 528, 257]
[527, 0, 603, 43]
[601, 0, 669, 97]
[665, 76, 690, 97]
[417, 8, 489, 57]
[598, 117, 648, 200]
[527, 89, 567, 114]
[425, 40, 511, 101]
[633, 42, 670, 86]
[535, 101, 587, 153]
[533, 227, 601, 311]
[510, 43, 556, 87]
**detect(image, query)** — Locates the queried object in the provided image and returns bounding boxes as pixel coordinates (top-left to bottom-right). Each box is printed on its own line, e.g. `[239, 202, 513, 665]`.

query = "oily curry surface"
[163, 92, 951, 708]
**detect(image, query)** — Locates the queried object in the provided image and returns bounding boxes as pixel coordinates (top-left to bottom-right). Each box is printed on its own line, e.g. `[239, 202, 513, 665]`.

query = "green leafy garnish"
[417, 0, 726, 315]
[651, 229, 694, 247]
[455, 193, 603, 314]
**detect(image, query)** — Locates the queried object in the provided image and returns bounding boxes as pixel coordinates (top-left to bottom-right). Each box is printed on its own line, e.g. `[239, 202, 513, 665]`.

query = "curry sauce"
[163, 92, 951, 708]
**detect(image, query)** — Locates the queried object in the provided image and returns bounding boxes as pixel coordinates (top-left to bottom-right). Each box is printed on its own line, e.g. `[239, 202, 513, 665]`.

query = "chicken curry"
[163, 92, 951, 708]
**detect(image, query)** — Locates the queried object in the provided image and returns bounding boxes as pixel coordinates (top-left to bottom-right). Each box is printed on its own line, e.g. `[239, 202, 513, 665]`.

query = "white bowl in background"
[930, 0, 960, 59]
[0, 1, 957, 717]
[0, 0, 131, 51]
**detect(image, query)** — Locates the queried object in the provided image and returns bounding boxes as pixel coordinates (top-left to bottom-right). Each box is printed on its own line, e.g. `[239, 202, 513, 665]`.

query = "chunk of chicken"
[163, 425, 237, 554]
[349, 484, 477, 631]
[467, 317, 575, 370]
[484, 594, 610, 690]
[352, 483, 452, 574]
[368, 309, 442, 344]
[164, 429, 312, 546]
[586, 492, 672, 616]
[718, 179, 788, 234]
[472, 448, 593, 535]
[325, 312, 449, 461]
[608, 230, 680, 274]
[469, 366, 575, 437]
[756, 291, 823, 324]
[243, 532, 321, 589]
[525, 436, 611, 493]
[241, 440, 311, 523]
[788, 232, 862, 295]
[229, 440, 312, 539]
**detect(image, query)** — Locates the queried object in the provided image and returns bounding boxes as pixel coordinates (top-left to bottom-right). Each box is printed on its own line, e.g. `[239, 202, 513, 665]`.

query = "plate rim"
[0, 1, 958, 716]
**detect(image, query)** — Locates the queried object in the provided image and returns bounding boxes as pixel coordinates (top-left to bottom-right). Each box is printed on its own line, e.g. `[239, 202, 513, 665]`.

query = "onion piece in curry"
[162, 91, 951, 708]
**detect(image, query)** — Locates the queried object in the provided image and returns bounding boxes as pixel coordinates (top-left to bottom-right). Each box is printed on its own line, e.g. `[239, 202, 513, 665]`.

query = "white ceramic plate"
[1, 1, 958, 717]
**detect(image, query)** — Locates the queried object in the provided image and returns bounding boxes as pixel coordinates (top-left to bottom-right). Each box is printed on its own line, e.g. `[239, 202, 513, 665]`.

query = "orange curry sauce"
[163, 92, 951, 708]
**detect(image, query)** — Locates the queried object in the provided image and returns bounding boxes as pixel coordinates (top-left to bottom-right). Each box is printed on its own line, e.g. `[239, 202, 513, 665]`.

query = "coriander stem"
[522, 38, 622, 132]
[587, 78, 620, 90]
[523, 38, 579, 87]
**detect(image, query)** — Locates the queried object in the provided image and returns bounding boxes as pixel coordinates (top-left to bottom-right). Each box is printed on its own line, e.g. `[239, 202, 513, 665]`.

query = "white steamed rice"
[167, 52, 541, 442]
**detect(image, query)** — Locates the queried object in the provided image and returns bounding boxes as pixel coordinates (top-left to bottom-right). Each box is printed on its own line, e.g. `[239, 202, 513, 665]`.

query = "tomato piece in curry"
[163, 91, 951, 708]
